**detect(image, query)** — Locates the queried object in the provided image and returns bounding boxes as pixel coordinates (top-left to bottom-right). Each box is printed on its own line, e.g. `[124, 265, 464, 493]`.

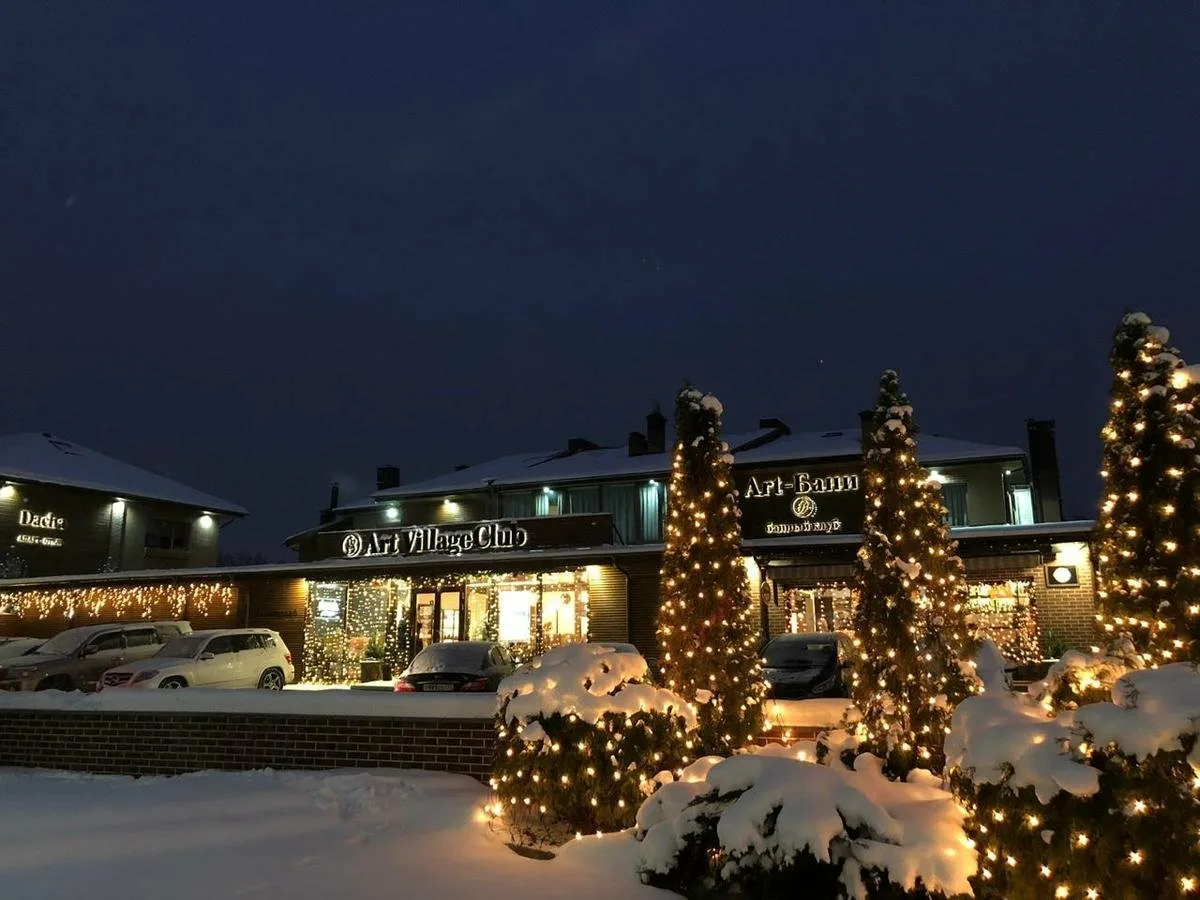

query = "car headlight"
[130, 670, 159, 684]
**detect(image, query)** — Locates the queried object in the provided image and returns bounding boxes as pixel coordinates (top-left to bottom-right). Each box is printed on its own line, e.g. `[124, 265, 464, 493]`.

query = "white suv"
[100, 628, 295, 690]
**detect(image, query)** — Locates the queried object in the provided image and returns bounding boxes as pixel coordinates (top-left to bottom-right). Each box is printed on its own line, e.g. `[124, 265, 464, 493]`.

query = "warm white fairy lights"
[0, 581, 236, 622]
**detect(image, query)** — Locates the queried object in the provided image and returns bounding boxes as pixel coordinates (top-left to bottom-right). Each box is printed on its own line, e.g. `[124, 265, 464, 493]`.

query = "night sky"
[3, 4, 1198, 559]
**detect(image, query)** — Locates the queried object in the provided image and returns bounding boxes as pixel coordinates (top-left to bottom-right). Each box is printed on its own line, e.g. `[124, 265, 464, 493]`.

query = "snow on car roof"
[0, 432, 247, 515]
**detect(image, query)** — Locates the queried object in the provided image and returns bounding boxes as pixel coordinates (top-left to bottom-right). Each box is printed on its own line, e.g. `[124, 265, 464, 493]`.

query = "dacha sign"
[13, 508, 67, 549]
[340, 520, 531, 560]
[18, 509, 66, 531]
[737, 466, 865, 538]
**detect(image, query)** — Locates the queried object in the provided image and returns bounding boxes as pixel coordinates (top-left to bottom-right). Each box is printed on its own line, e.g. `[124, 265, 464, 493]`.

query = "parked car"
[0, 637, 43, 659]
[589, 641, 660, 679]
[100, 628, 294, 690]
[0, 621, 192, 692]
[761, 632, 854, 700]
[394, 641, 516, 693]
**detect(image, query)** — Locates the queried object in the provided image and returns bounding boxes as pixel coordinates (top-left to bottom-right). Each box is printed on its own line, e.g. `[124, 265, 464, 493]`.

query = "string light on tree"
[1093, 311, 1199, 664]
[839, 369, 977, 778]
[656, 385, 765, 756]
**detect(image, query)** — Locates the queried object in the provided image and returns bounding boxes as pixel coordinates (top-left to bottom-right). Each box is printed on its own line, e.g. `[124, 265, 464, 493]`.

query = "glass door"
[438, 590, 462, 642]
[415, 592, 436, 653]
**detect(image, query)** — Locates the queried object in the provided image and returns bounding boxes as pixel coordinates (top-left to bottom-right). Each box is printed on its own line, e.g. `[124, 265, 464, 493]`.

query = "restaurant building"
[0, 412, 1097, 681]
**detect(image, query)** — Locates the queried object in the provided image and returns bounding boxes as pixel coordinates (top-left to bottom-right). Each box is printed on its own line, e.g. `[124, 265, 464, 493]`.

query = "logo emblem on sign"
[341, 532, 364, 559]
[790, 495, 817, 519]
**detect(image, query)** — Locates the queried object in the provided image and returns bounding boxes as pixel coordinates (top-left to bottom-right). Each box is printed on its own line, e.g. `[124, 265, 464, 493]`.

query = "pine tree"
[848, 370, 975, 777]
[657, 386, 765, 755]
[1095, 311, 1200, 664]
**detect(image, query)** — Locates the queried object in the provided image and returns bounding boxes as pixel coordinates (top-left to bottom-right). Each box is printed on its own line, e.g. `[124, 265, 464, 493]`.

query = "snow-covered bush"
[1027, 640, 1139, 711]
[635, 751, 974, 899]
[489, 643, 696, 847]
[947, 662, 1200, 899]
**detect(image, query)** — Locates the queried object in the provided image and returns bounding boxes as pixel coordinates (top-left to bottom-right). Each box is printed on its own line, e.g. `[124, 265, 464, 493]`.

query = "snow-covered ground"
[0, 767, 672, 900]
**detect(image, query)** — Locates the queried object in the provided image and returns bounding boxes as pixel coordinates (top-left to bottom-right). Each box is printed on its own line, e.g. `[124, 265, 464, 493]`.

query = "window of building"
[640, 481, 665, 542]
[605, 483, 640, 544]
[968, 580, 1039, 665]
[1010, 486, 1035, 525]
[534, 489, 562, 517]
[501, 491, 535, 518]
[941, 482, 969, 526]
[565, 485, 600, 514]
[145, 519, 192, 551]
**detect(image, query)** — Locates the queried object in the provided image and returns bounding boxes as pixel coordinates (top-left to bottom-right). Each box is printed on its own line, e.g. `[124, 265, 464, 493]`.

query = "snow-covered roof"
[0, 433, 247, 516]
[360, 427, 1025, 504]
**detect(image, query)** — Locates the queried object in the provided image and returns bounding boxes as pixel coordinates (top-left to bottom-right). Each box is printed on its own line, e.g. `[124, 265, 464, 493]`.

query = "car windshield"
[764, 640, 837, 669]
[31, 631, 88, 657]
[409, 644, 488, 675]
[0, 640, 40, 659]
[156, 636, 206, 659]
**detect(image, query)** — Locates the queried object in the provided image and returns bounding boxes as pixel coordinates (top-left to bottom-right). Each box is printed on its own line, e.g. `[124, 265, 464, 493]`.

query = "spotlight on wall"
[198, 514, 214, 529]
[443, 498, 456, 507]
[0, 483, 16, 500]
[111, 499, 126, 514]
[928, 470, 947, 484]
[385, 505, 400, 520]
[1046, 565, 1079, 587]
[542, 486, 553, 495]
[648, 479, 658, 486]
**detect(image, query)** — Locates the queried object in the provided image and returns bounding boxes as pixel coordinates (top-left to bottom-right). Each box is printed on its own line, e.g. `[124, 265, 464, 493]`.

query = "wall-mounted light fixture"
[384, 505, 400, 520]
[0, 483, 16, 501]
[111, 499, 126, 514]
[198, 514, 214, 529]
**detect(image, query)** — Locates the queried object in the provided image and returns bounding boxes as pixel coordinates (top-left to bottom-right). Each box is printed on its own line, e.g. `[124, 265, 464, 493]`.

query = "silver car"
[0, 621, 192, 692]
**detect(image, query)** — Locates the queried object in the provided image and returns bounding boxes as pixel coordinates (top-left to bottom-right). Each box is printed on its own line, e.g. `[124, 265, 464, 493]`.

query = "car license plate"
[424, 683, 455, 692]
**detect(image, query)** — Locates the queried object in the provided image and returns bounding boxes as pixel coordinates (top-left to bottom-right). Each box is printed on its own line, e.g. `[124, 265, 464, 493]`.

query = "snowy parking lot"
[0, 767, 670, 900]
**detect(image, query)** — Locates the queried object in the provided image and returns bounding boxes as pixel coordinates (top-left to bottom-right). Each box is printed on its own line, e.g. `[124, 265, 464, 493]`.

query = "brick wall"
[0, 710, 496, 780]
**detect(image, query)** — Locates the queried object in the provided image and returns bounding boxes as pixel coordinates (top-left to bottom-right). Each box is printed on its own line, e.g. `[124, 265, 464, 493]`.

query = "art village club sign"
[737, 466, 865, 538]
[340, 520, 530, 559]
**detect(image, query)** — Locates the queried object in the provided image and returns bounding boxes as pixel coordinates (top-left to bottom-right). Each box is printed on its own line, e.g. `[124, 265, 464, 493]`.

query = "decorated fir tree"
[656, 386, 765, 755]
[1095, 311, 1200, 665]
[847, 370, 976, 777]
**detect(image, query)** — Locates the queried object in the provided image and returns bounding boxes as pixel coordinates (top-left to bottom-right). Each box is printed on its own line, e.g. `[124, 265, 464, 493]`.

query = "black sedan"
[394, 641, 516, 693]
[761, 633, 854, 700]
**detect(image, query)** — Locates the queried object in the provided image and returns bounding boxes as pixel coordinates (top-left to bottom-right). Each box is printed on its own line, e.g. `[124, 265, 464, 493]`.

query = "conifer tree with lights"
[1094, 311, 1200, 665]
[656, 386, 765, 756]
[844, 370, 977, 778]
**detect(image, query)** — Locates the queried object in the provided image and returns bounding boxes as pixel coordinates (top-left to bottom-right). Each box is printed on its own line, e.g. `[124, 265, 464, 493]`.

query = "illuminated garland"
[656, 386, 766, 756]
[969, 581, 1041, 667]
[0, 581, 236, 622]
[844, 370, 977, 777]
[1093, 311, 1200, 664]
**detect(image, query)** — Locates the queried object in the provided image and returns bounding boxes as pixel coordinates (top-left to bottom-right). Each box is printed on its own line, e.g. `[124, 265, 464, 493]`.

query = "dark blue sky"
[2, 4, 1198, 558]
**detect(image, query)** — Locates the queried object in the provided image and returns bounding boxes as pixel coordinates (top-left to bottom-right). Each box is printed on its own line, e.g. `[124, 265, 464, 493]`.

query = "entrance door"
[411, 588, 465, 651]
[437, 590, 463, 642]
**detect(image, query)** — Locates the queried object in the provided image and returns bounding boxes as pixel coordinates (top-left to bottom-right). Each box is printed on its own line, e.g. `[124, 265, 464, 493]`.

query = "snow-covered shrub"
[635, 751, 974, 899]
[489, 643, 696, 847]
[947, 662, 1200, 899]
[1027, 638, 1141, 711]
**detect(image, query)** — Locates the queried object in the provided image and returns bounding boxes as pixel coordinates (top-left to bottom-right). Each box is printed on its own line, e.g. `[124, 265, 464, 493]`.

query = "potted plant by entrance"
[360, 637, 389, 683]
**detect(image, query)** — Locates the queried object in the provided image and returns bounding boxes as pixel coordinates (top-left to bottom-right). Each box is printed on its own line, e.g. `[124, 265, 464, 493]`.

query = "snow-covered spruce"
[657, 384, 766, 756]
[947, 660, 1200, 900]
[634, 750, 973, 899]
[490, 644, 696, 846]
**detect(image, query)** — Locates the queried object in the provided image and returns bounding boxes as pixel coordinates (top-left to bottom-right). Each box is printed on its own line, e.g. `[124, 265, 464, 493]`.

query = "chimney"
[858, 409, 874, 452]
[646, 406, 667, 454]
[319, 481, 340, 524]
[628, 431, 648, 457]
[567, 437, 599, 455]
[376, 465, 400, 491]
[1026, 419, 1063, 522]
